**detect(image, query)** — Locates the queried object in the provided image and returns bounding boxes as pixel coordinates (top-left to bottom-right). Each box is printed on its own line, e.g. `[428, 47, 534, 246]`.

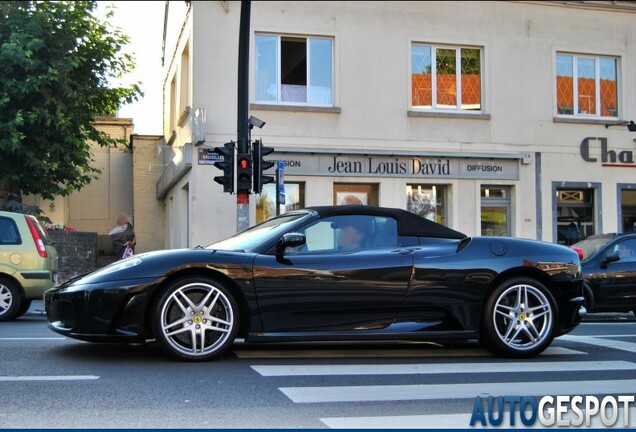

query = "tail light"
[571, 246, 584, 261]
[25, 215, 48, 258]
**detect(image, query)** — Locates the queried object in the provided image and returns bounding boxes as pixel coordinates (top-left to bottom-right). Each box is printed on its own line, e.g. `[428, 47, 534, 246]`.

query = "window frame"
[410, 42, 484, 113]
[554, 52, 620, 119]
[254, 33, 335, 107]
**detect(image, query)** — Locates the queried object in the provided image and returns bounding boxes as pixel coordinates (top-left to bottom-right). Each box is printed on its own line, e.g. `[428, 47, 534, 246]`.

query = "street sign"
[276, 160, 285, 213]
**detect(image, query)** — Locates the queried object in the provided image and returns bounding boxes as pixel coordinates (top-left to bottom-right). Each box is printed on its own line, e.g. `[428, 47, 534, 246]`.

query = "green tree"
[0, 1, 141, 211]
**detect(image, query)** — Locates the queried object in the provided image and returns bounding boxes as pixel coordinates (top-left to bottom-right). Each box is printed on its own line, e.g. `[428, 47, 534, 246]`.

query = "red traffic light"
[239, 157, 250, 170]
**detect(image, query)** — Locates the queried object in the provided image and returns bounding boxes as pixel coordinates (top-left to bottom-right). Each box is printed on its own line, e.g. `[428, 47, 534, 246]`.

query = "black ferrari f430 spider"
[45, 205, 584, 361]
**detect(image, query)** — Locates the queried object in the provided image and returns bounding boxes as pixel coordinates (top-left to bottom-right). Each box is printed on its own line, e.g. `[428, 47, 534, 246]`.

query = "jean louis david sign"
[267, 153, 519, 180]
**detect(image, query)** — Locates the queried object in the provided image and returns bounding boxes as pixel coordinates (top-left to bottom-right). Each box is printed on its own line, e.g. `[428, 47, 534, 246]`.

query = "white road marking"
[252, 360, 633, 377]
[0, 375, 99, 382]
[279, 379, 636, 403]
[234, 346, 584, 359]
[0, 337, 66, 340]
[560, 335, 636, 354]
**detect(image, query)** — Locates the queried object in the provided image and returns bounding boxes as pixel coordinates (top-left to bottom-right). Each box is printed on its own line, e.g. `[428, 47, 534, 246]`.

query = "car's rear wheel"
[0, 279, 22, 322]
[151, 276, 239, 361]
[582, 283, 594, 313]
[481, 277, 557, 358]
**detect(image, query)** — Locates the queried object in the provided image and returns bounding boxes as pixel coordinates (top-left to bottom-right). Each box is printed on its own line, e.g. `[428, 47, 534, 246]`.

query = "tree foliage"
[0, 1, 141, 207]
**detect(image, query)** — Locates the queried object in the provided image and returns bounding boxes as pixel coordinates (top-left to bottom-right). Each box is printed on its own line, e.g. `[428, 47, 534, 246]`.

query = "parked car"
[0, 211, 58, 321]
[45, 205, 583, 361]
[571, 233, 636, 314]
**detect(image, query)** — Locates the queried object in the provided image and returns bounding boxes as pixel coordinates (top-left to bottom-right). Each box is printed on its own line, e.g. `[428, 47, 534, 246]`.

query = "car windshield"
[207, 212, 310, 252]
[572, 235, 615, 260]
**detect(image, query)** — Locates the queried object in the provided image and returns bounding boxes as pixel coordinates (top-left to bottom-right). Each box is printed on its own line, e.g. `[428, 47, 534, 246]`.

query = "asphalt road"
[1, 303, 635, 429]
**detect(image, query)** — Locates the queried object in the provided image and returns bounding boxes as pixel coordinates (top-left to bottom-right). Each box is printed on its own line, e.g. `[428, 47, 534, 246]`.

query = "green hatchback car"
[0, 211, 58, 321]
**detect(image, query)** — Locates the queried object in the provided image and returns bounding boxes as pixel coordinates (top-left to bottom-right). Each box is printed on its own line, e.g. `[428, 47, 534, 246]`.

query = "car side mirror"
[600, 253, 620, 269]
[276, 232, 306, 255]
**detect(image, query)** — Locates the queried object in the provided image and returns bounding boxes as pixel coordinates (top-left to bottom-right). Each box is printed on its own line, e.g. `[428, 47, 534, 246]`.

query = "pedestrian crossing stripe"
[279, 379, 636, 403]
[234, 345, 585, 359]
[251, 360, 634, 377]
[559, 335, 636, 354]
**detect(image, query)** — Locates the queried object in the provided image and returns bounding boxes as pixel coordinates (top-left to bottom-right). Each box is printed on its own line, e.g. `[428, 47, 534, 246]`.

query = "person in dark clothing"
[109, 213, 136, 259]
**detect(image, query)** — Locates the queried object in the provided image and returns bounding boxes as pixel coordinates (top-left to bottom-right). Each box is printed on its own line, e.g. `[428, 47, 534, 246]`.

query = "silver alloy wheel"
[159, 282, 235, 357]
[0, 283, 13, 317]
[492, 283, 553, 351]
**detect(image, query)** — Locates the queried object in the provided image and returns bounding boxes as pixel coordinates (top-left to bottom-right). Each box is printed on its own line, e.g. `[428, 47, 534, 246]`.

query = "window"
[179, 42, 190, 118]
[481, 186, 511, 236]
[406, 184, 448, 225]
[290, 215, 398, 255]
[611, 239, 636, 263]
[556, 188, 595, 245]
[411, 44, 482, 111]
[255, 34, 333, 105]
[169, 75, 177, 132]
[256, 182, 305, 224]
[0, 217, 21, 245]
[556, 53, 618, 118]
[620, 188, 636, 233]
[333, 183, 379, 206]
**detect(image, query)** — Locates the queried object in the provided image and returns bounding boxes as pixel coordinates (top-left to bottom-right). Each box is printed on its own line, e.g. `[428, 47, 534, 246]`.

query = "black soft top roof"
[305, 205, 466, 239]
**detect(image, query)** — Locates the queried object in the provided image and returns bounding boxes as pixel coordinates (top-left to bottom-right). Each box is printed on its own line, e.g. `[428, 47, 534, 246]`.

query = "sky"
[95, 1, 165, 135]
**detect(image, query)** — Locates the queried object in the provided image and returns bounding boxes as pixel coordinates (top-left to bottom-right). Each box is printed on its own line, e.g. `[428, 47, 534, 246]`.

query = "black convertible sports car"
[45, 205, 584, 361]
[571, 233, 636, 314]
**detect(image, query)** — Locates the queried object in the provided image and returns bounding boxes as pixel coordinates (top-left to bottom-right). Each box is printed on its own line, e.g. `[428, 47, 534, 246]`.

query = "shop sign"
[267, 153, 519, 180]
[580, 137, 636, 167]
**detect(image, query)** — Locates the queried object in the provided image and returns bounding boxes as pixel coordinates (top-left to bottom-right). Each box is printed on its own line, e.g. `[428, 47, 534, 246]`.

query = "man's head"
[116, 213, 129, 226]
[617, 242, 632, 259]
[333, 217, 371, 250]
[338, 224, 365, 249]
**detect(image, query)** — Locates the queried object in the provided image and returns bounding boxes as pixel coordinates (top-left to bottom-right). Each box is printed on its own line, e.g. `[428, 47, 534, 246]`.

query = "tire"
[582, 283, 594, 313]
[481, 277, 557, 358]
[14, 299, 33, 319]
[151, 276, 239, 361]
[0, 279, 23, 322]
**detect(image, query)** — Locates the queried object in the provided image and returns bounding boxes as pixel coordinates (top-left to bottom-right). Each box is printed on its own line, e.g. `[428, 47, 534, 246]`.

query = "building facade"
[26, 118, 166, 255]
[25, 117, 135, 234]
[158, 1, 636, 249]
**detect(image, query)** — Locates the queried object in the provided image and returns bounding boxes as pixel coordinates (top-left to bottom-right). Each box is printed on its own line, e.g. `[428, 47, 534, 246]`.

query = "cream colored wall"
[132, 135, 166, 253]
[159, 1, 635, 246]
[24, 118, 135, 236]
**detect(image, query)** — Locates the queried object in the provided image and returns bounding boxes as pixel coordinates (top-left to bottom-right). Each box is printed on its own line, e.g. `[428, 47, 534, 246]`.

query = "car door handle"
[391, 248, 412, 255]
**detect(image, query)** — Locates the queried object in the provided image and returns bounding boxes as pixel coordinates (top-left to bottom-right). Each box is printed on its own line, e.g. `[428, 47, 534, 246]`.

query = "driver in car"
[336, 218, 371, 251]
[617, 242, 635, 262]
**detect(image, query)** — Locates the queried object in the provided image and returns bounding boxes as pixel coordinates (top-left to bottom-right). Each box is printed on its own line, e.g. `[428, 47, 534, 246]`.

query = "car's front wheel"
[0, 279, 22, 322]
[151, 276, 239, 361]
[481, 277, 557, 358]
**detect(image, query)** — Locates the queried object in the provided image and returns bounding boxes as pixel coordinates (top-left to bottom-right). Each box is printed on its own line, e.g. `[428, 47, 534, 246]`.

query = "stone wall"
[48, 231, 99, 284]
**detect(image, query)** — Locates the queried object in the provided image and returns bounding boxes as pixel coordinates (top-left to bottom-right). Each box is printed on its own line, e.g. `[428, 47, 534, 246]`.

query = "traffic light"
[252, 139, 275, 194]
[236, 153, 252, 192]
[213, 142, 235, 193]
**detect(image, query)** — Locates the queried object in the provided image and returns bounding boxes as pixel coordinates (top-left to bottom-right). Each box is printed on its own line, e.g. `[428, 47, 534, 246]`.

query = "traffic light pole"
[236, 0, 251, 232]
